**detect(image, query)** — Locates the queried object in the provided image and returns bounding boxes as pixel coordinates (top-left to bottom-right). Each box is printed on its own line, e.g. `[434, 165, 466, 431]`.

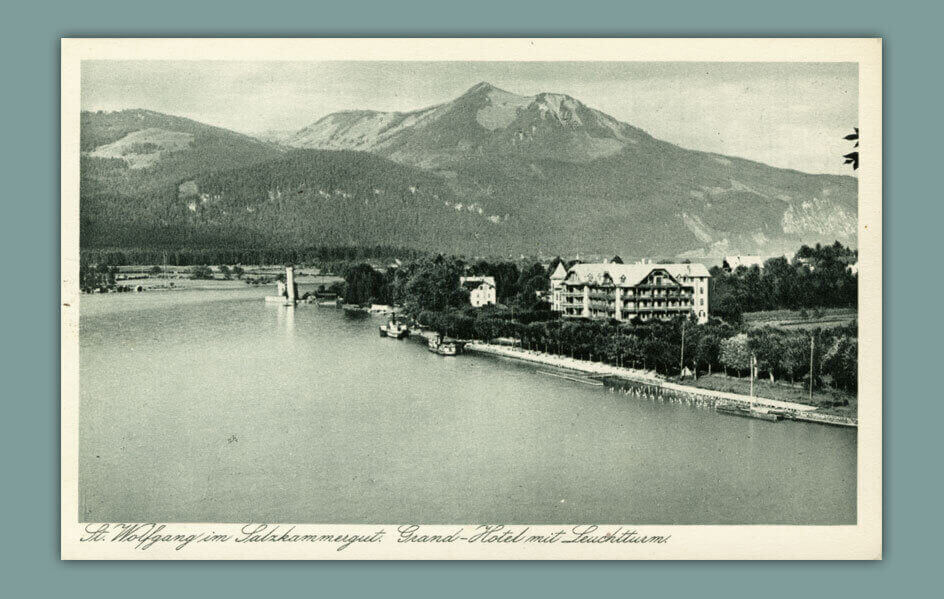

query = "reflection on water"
[79, 288, 856, 524]
[275, 304, 296, 340]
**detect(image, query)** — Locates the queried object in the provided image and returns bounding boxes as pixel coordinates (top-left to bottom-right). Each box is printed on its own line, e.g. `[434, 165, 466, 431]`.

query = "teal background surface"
[2, 0, 935, 595]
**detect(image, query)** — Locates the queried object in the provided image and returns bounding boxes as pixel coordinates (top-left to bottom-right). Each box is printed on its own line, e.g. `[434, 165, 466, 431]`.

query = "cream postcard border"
[61, 37, 882, 560]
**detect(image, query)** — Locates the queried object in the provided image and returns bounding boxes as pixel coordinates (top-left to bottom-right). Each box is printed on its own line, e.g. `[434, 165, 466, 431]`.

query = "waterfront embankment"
[464, 342, 857, 428]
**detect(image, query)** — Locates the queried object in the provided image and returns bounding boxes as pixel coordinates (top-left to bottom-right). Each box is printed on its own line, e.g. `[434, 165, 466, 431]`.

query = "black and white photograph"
[60, 38, 882, 559]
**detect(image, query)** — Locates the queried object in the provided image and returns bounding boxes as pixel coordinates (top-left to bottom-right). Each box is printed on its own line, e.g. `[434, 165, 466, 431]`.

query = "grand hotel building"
[550, 260, 711, 324]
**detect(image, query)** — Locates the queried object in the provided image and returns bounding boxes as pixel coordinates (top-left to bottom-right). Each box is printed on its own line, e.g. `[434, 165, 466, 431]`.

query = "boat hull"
[342, 306, 369, 318]
[381, 322, 410, 339]
[716, 405, 783, 421]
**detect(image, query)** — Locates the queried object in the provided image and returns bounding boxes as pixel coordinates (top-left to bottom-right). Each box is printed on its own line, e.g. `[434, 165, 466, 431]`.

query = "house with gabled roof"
[460, 276, 497, 307]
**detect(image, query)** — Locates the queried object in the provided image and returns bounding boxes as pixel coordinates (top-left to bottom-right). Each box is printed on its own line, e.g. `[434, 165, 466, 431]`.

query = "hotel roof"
[564, 262, 709, 287]
[661, 262, 711, 279]
[549, 261, 568, 280]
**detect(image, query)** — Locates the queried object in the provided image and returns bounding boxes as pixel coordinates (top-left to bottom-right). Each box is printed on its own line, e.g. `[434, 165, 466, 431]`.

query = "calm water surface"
[80, 288, 856, 524]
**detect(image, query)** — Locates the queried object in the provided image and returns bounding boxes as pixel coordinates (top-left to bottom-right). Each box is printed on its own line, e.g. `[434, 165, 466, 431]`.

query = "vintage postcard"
[61, 38, 882, 559]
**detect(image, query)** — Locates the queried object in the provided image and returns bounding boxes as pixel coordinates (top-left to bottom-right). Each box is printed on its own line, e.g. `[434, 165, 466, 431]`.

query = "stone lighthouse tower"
[285, 265, 298, 303]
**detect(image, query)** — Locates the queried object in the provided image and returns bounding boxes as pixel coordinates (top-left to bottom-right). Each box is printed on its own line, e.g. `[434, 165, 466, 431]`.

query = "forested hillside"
[80, 85, 858, 258]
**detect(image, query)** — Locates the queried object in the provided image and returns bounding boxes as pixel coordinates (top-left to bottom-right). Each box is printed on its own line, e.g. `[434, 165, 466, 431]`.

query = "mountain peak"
[459, 81, 521, 100]
[465, 81, 497, 94]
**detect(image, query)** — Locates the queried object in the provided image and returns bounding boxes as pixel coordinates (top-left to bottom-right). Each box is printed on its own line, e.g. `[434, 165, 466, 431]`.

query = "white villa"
[460, 276, 497, 307]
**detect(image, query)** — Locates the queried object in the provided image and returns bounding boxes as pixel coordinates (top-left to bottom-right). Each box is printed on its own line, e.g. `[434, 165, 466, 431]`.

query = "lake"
[79, 288, 856, 524]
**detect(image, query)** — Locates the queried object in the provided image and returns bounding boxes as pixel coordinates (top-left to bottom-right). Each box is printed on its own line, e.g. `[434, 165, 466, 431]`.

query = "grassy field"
[675, 372, 857, 417]
[743, 308, 856, 330]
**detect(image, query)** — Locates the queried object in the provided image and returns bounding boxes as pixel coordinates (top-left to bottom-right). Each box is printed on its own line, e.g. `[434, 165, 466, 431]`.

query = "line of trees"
[190, 265, 214, 280]
[79, 263, 118, 292]
[710, 242, 857, 322]
[392, 255, 551, 312]
[334, 254, 555, 311]
[79, 245, 423, 268]
[465, 259, 549, 307]
[413, 309, 857, 396]
[343, 263, 394, 306]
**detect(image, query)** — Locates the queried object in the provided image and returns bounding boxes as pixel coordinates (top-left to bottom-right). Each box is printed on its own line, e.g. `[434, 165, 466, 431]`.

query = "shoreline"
[463, 342, 857, 428]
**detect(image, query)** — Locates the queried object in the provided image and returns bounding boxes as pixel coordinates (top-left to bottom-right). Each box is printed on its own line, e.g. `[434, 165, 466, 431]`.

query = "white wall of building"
[469, 284, 496, 307]
[461, 276, 497, 307]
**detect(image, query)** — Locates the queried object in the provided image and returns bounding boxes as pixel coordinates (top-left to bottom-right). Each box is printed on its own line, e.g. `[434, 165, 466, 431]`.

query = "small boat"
[342, 304, 369, 318]
[437, 340, 459, 356]
[716, 403, 783, 422]
[427, 336, 462, 356]
[380, 321, 410, 339]
[748, 407, 783, 421]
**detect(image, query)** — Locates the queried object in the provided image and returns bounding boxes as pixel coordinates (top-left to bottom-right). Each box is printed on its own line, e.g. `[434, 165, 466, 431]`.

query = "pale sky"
[82, 61, 857, 175]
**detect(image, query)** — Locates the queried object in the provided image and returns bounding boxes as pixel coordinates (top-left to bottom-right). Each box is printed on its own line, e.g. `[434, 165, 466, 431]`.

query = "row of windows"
[565, 287, 694, 297]
[561, 297, 703, 307]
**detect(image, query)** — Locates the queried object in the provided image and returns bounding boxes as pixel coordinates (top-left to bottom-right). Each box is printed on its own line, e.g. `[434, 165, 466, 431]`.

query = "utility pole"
[679, 319, 686, 378]
[809, 335, 815, 403]
[749, 353, 755, 400]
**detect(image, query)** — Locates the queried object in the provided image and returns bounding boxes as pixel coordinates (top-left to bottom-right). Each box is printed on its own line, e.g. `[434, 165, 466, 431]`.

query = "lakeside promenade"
[463, 342, 858, 427]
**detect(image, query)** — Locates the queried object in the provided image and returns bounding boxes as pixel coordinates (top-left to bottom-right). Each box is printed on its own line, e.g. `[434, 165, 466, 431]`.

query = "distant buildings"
[551, 259, 710, 324]
[794, 256, 816, 271]
[460, 276, 497, 307]
[722, 255, 764, 271]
